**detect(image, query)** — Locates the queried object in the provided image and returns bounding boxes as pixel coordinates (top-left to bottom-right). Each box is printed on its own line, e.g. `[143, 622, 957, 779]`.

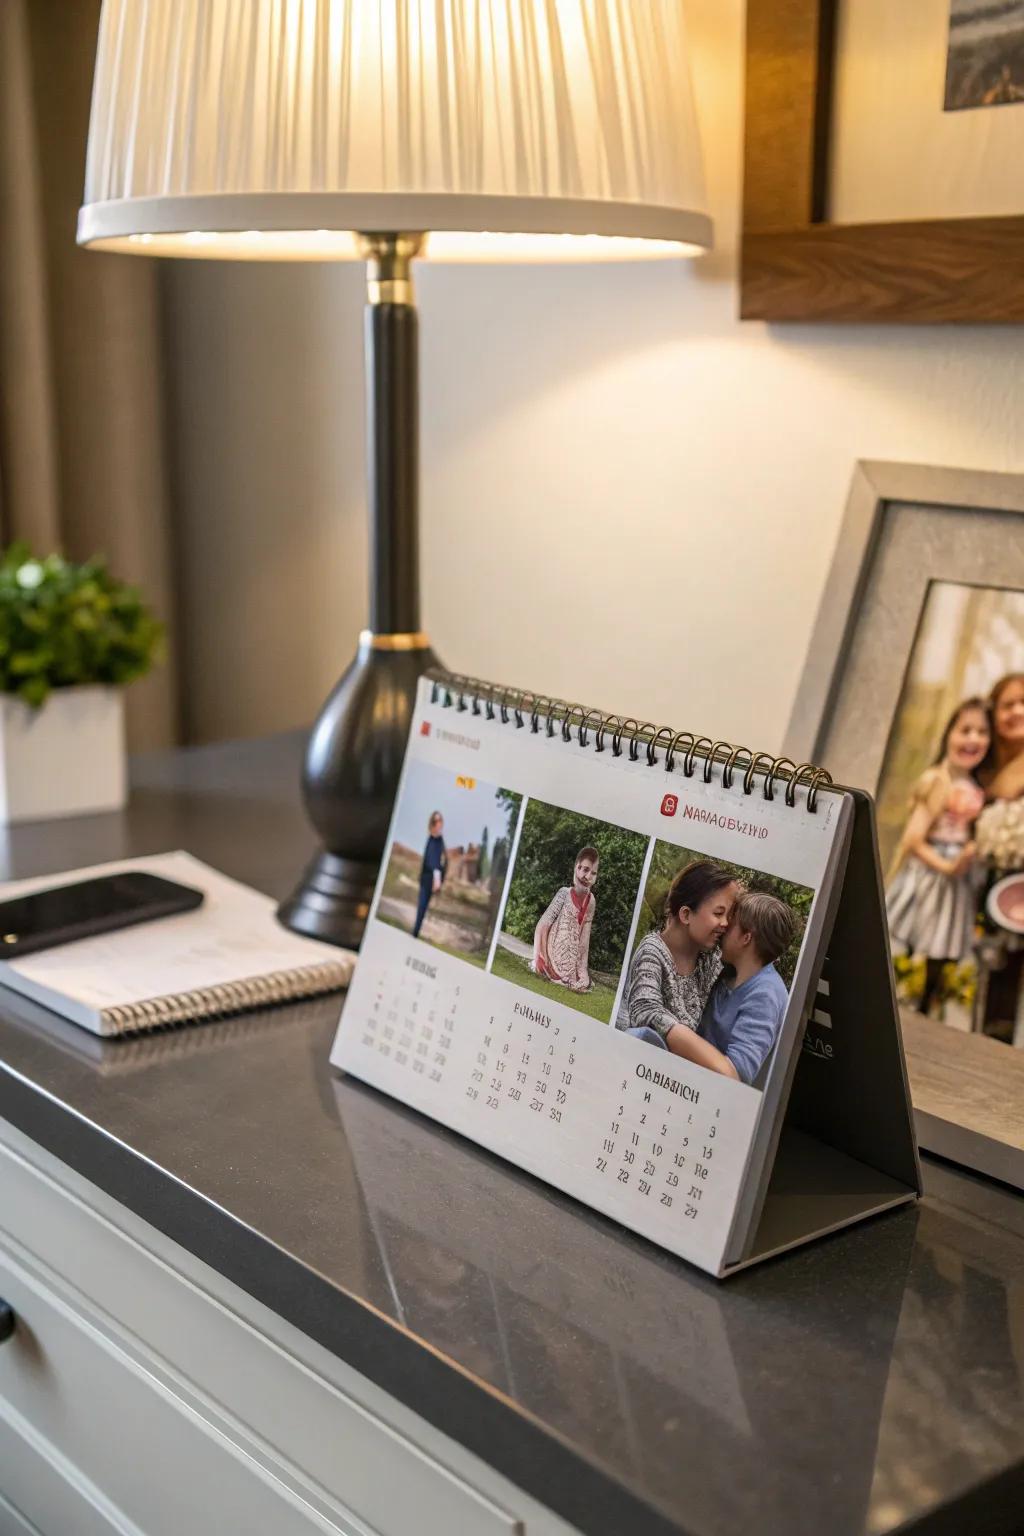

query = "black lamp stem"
[366, 237, 421, 634]
[278, 233, 439, 949]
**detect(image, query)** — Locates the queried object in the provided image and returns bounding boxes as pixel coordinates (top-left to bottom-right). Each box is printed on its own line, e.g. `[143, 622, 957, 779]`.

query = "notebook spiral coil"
[428, 670, 833, 812]
[100, 960, 351, 1036]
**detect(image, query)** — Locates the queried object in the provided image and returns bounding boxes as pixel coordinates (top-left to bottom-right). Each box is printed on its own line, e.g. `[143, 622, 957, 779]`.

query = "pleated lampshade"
[77, 0, 711, 261]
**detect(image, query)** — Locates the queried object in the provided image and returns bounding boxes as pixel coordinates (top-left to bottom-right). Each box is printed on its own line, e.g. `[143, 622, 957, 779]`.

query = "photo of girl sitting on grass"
[532, 845, 600, 994]
[491, 800, 647, 1023]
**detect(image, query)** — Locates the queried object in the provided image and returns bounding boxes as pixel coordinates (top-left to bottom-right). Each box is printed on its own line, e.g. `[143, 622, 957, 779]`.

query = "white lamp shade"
[77, 0, 711, 261]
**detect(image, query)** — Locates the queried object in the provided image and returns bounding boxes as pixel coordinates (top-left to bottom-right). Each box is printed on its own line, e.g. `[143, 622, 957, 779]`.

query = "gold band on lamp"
[360, 233, 424, 306]
[359, 629, 432, 652]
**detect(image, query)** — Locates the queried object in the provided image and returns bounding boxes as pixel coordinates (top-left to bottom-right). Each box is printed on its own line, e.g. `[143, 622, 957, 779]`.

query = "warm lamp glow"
[90, 229, 700, 262]
[78, 0, 712, 262]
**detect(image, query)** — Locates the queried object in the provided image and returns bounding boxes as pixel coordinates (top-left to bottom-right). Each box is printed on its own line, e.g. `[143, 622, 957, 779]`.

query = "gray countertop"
[0, 733, 1022, 1536]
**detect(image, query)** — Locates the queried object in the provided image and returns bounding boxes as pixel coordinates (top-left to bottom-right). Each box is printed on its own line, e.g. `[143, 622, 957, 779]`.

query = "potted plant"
[0, 544, 164, 823]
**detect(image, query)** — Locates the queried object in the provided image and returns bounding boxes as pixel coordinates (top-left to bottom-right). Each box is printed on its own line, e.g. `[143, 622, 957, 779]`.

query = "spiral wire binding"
[100, 959, 352, 1037]
[427, 671, 832, 812]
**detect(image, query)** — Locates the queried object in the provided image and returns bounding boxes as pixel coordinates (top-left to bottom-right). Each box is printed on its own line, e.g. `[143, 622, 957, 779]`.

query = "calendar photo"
[375, 759, 522, 968]
[490, 798, 648, 1022]
[332, 674, 901, 1279]
[616, 842, 813, 1090]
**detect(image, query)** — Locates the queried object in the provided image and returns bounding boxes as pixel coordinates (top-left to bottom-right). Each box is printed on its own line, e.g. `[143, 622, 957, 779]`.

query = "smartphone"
[0, 871, 205, 959]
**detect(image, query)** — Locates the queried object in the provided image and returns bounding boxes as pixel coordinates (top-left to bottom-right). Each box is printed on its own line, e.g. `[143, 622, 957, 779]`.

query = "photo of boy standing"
[532, 847, 599, 993]
[413, 811, 448, 939]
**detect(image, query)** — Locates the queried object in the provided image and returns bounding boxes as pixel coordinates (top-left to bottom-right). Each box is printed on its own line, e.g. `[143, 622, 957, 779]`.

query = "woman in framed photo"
[975, 673, 1024, 1040]
[980, 674, 1024, 803]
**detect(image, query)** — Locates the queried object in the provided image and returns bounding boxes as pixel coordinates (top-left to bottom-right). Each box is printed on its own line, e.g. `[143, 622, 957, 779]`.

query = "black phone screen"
[0, 872, 205, 957]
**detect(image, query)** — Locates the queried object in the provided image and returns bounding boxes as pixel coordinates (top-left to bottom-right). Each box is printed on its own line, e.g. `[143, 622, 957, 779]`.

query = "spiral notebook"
[331, 672, 921, 1278]
[0, 852, 353, 1037]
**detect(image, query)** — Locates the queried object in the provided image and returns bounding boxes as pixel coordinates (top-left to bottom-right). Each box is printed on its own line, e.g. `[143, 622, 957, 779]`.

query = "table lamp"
[78, 0, 712, 949]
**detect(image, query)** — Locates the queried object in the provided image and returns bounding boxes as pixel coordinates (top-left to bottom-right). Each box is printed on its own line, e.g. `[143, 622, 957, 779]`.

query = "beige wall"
[164, 0, 1024, 752]
[163, 261, 367, 743]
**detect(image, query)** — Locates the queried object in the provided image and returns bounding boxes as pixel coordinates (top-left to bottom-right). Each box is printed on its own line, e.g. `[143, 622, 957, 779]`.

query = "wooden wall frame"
[741, 0, 1024, 323]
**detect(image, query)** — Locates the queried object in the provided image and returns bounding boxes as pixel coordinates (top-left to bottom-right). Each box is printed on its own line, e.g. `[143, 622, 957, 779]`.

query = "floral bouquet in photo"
[974, 800, 1024, 948]
[975, 800, 1024, 875]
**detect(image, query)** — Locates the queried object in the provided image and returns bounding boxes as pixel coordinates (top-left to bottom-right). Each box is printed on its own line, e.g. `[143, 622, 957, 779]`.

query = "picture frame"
[742, 0, 1024, 323]
[785, 460, 1024, 1187]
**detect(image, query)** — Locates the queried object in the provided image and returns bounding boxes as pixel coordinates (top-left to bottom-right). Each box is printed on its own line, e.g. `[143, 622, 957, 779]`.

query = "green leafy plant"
[0, 544, 164, 708]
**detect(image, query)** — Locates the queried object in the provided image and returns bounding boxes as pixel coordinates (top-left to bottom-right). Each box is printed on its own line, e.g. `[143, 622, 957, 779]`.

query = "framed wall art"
[786, 460, 1024, 1185]
[742, 0, 1024, 322]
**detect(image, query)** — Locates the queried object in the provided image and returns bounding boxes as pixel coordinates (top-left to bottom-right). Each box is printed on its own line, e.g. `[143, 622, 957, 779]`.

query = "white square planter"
[0, 686, 127, 824]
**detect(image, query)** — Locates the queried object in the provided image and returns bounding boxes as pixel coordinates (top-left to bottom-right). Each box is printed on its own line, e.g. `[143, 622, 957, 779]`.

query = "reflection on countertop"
[2, 990, 1022, 1536]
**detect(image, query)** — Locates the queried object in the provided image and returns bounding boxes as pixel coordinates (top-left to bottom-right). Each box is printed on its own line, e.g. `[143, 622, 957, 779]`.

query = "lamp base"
[277, 849, 379, 950]
[278, 632, 439, 950]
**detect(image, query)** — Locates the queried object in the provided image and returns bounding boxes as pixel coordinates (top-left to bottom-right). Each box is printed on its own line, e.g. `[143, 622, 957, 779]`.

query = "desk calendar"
[331, 675, 920, 1277]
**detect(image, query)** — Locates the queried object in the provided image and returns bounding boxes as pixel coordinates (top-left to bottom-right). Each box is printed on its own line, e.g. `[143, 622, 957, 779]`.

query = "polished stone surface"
[0, 735, 1023, 1536]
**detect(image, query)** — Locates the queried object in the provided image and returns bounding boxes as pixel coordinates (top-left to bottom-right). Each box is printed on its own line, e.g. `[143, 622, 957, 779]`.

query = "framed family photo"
[787, 461, 1024, 1184]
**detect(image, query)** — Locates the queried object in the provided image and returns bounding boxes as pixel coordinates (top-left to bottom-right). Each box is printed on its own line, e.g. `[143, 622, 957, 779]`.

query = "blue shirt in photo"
[699, 963, 789, 1087]
[420, 834, 447, 882]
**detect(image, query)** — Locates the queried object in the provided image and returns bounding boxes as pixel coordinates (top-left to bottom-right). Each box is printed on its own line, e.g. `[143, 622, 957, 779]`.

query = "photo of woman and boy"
[876, 580, 1023, 1038]
[492, 800, 648, 1022]
[616, 844, 811, 1090]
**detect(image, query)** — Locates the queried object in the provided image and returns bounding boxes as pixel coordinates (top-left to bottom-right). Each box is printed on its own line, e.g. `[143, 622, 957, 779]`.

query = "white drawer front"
[0, 1131, 529, 1536]
[1, 1395, 138, 1536]
[0, 1240, 369, 1536]
[0, 1486, 45, 1536]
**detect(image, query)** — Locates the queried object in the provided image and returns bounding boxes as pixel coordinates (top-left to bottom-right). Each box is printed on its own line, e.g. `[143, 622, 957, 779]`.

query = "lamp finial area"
[357, 232, 426, 306]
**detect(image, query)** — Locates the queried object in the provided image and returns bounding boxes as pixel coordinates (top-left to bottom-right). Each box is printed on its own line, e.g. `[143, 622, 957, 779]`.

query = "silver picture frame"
[785, 460, 1024, 1190]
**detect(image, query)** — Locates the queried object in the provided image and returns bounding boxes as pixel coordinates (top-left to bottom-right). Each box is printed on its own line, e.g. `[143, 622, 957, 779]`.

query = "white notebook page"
[0, 851, 353, 1012]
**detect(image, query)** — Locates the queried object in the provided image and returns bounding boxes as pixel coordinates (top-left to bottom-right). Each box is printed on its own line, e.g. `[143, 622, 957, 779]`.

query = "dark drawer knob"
[0, 1300, 14, 1343]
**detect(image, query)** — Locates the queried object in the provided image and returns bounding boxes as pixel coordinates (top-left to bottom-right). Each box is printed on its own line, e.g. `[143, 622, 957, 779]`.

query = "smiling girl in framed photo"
[885, 698, 990, 1017]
